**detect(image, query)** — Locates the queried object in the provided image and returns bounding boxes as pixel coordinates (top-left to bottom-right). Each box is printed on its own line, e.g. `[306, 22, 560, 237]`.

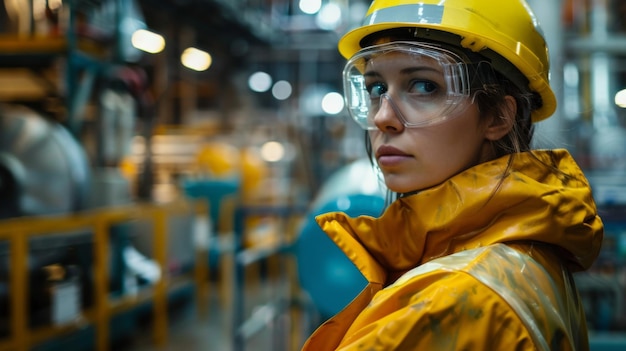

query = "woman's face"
[365, 50, 491, 193]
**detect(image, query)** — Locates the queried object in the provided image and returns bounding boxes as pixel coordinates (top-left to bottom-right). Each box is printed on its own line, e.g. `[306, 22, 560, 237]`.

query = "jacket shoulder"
[342, 244, 583, 351]
[340, 265, 536, 350]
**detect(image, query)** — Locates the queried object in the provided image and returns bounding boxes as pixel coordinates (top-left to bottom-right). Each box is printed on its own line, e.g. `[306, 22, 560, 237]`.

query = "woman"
[301, 0, 604, 350]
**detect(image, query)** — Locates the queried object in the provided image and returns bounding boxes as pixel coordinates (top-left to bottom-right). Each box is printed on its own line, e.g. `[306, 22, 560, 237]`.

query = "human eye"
[409, 80, 438, 95]
[366, 82, 386, 99]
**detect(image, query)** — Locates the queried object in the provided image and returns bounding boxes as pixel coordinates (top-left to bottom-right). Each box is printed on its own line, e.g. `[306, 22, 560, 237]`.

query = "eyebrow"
[363, 66, 441, 79]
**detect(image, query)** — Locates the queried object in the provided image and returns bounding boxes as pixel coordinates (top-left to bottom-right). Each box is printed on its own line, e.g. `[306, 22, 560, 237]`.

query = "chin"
[384, 176, 435, 195]
[385, 181, 422, 194]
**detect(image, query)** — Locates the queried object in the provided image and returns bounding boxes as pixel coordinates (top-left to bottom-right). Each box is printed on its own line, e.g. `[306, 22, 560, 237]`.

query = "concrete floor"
[119, 295, 232, 351]
[118, 268, 318, 351]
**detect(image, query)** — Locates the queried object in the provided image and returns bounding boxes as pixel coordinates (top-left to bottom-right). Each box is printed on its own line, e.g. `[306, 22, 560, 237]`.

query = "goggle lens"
[343, 41, 472, 130]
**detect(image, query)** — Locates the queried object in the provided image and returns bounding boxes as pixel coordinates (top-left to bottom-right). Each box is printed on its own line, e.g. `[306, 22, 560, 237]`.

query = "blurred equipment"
[98, 66, 143, 167]
[309, 157, 384, 210]
[0, 103, 93, 335]
[184, 140, 242, 268]
[0, 103, 90, 218]
[240, 146, 269, 202]
[75, 0, 147, 62]
[296, 158, 386, 320]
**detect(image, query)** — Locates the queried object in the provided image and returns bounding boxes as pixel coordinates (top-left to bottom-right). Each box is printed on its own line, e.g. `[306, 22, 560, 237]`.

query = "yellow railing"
[0, 199, 208, 351]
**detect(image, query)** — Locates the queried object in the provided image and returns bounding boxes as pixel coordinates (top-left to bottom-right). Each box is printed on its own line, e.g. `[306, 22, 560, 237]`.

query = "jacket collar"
[316, 149, 604, 285]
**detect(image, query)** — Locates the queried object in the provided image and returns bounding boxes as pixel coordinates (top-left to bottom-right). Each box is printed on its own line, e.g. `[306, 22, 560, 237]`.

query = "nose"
[373, 93, 405, 132]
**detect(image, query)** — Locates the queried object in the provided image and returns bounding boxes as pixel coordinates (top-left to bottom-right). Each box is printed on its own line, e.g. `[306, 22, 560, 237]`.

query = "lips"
[376, 145, 412, 166]
[376, 145, 409, 158]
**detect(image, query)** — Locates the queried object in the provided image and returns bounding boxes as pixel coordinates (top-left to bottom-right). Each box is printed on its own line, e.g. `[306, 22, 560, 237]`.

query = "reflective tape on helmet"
[363, 4, 444, 26]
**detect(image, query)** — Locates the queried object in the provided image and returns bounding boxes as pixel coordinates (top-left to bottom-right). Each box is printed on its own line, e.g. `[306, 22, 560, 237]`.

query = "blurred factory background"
[0, 0, 625, 350]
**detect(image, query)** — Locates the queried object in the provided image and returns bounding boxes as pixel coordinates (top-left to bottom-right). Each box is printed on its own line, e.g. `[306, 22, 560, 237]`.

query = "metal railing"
[0, 199, 208, 351]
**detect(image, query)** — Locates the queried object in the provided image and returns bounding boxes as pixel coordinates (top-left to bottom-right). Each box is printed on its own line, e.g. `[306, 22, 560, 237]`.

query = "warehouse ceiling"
[138, 0, 274, 49]
[134, 0, 356, 65]
[128, 0, 355, 114]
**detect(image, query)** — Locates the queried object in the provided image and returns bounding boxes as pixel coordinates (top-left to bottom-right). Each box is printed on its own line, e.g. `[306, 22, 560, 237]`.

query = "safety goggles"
[343, 41, 473, 130]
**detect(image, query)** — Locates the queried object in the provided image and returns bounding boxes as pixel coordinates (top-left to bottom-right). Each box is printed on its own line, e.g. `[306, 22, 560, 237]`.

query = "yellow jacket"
[301, 149, 603, 351]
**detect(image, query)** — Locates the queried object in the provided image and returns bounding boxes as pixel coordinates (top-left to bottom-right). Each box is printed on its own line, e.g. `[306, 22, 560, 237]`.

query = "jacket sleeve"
[336, 271, 537, 351]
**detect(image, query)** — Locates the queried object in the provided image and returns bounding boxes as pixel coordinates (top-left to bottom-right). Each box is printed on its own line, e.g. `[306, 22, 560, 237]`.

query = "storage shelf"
[0, 200, 209, 351]
[0, 35, 66, 53]
[0, 34, 111, 64]
[0, 276, 195, 351]
[0, 35, 66, 67]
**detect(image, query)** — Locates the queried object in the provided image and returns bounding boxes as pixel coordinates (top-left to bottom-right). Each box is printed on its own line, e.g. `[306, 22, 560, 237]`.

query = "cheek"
[428, 114, 487, 166]
[414, 110, 487, 170]
[443, 120, 482, 145]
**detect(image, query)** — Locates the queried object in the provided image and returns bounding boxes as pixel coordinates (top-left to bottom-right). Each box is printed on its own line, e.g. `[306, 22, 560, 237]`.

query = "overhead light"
[321, 92, 344, 115]
[260, 141, 285, 162]
[131, 29, 165, 54]
[248, 71, 273, 92]
[616, 89, 626, 108]
[181, 47, 212, 71]
[316, 3, 342, 30]
[299, 0, 322, 14]
[272, 80, 292, 100]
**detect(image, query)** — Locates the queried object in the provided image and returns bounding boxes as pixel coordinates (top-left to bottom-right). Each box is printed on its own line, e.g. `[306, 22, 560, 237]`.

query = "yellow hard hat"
[196, 141, 241, 178]
[240, 147, 269, 198]
[338, 0, 556, 122]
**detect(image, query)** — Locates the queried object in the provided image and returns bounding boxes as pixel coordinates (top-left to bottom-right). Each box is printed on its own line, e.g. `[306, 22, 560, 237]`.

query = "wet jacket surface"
[301, 149, 604, 351]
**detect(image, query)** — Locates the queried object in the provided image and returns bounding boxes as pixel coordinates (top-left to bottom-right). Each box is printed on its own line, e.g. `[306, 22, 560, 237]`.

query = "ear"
[484, 95, 516, 141]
